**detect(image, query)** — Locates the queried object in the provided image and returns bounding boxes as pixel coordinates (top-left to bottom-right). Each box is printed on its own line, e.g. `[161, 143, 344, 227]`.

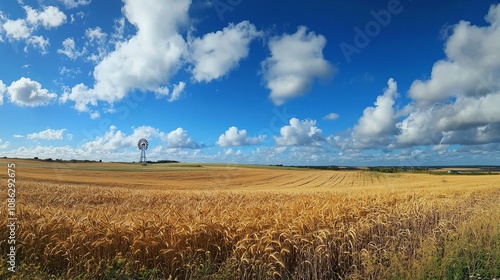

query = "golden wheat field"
[0, 159, 499, 279]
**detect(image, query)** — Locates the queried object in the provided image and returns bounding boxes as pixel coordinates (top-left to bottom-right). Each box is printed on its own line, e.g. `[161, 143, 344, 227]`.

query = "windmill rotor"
[138, 138, 149, 151]
[138, 138, 148, 164]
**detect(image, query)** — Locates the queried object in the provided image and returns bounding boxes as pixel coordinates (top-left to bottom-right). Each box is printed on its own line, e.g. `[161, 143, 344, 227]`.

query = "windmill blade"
[138, 138, 148, 150]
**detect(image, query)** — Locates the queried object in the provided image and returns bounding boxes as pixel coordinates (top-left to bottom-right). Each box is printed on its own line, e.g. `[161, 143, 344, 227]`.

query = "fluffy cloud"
[189, 21, 261, 82]
[25, 6, 67, 29]
[261, 26, 334, 105]
[56, 2, 334, 115]
[169, 81, 186, 102]
[351, 78, 399, 148]
[224, 148, 243, 156]
[216, 126, 265, 147]
[59, 0, 92, 9]
[323, 113, 339, 121]
[396, 3, 500, 147]
[63, 0, 190, 112]
[86, 27, 107, 43]
[7, 77, 57, 107]
[27, 129, 66, 140]
[395, 93, 500, 147]
[59, 66, 82, 79]
[0, 141, 9, 149]
[328, 4, 500, 152]
[129, 126, 167, 144]
[154, 81, 186, 102]
[82, 125, 167, 153]
[409, 5, 500, 106]
[167, 128, 201, 149]
[25, 35, 50, 54]
[274, 118, 324, 146]
[89, 111, 100, 120]
[0, 139, 9, 149]
[0, 80, 6, 105]
[58, 37, 86, 59]
[1, 5, 66, 53]
[441, 124, 500, 145]
[85, 27, 108, 63]
[2, 19, 31, 39]
[81, 126, 125, 152]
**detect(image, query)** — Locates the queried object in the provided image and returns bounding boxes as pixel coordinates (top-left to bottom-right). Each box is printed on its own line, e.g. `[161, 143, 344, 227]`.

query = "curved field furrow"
[270, 171, 314, 188]
[314, 172, 339, 188]
[294, 174, 322, 187]
[329, 173, 340, 181]
[336, 172, 348, 185]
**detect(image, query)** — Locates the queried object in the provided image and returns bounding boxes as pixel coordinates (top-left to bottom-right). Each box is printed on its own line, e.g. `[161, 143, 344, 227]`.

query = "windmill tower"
[138, 138, 148, 165]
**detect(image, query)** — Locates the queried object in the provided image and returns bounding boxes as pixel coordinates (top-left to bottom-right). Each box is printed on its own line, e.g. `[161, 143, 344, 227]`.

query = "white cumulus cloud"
[274, 118, 324, 146]
[129, 126, 167, 144]
[86, 26, 107, 43]
[63, 0, 190, 112]
[27, 128, 66, 140]
[351, 78, 399, 149]
[25, 6, 67, 29]
[261, 26, 334, 105]
[189, 20, 261, 82]
[0, 80, 6, 105]
[81, 125, 129, 152]
[169, 81, 186, 102]
[216, 126, 265, 147]
[0, 139, 10, 149]
[331, 3, 500, 152]
[7, 77, 57, 107]
[154, 81, 186, 102]
[409, 5, 500, 106]
[1, 5, 66, 54]
[396, 3, 500, 147]
[85, 26, 108, 63]
[82, 125, 167, 153]
[2, 19, 31, 39]
[59, 0, 92, 9]
[167, 127, 201, 149]
[323, 113, 339, 121]
[25, 35, 50, 54]
[58, 37, 86, 59]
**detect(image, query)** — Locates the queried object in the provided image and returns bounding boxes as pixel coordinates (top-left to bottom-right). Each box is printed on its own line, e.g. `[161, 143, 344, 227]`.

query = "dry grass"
[0, 159, 498, 279]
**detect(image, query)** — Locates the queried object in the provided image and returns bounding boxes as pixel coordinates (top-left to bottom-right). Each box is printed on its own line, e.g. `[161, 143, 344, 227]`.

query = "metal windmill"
[138, 138, 148, 165]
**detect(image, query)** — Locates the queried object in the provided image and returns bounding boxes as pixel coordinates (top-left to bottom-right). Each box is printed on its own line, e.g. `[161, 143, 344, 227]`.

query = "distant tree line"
[31, 157, 181, 164]
[146, 160, 180, 164]
[368, 167, 429, 173]
[270, 165, 342, 170]
[33, 157, 103, 163]
[300, 165, 341, 170]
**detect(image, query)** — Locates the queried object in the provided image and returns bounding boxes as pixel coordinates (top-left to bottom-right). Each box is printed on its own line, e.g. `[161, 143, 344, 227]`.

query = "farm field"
[0, 159, 499, 279]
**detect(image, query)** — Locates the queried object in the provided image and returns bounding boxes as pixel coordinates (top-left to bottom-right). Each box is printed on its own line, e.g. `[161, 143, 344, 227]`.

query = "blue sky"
[1, 0, 500, 165]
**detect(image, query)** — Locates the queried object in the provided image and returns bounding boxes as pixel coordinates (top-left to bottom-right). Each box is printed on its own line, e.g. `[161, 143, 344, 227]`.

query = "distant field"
[3, 159, 499, 191]
[0, 159, 498, 279]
